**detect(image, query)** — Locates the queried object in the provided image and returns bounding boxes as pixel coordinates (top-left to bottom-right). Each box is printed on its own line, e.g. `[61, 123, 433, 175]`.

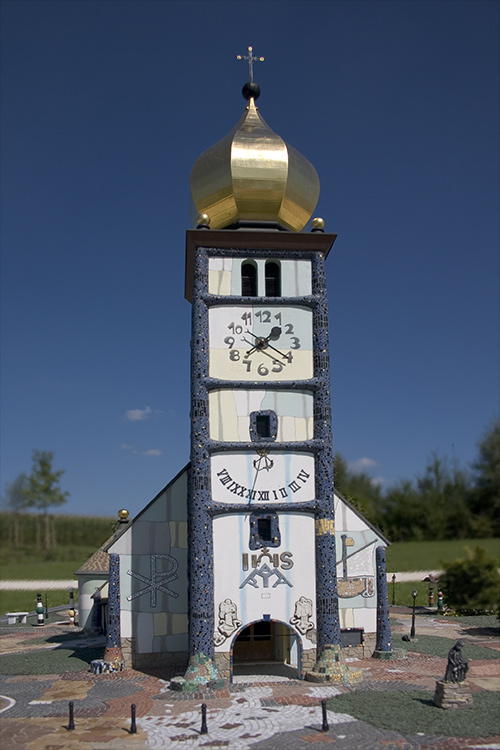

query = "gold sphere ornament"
[118, 509, 130, 520]
[196, 213, 211, 228]
[311, 217, 325, 232]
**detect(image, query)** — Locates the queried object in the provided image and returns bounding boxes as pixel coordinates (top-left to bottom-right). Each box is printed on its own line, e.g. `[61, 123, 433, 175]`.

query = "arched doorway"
[230, 619, 302, 681]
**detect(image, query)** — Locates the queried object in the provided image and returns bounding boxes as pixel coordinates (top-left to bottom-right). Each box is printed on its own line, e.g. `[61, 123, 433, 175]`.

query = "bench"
[6, 612, 29, 625]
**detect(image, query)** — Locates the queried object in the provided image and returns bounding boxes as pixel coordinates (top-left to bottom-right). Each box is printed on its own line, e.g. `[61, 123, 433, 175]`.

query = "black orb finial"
[242, 80, 260, 101]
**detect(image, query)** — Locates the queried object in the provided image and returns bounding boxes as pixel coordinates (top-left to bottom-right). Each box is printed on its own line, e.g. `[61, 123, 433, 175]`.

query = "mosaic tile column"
[103, 552, 124, 666]
[177, 245, 224, 692]
[373, 546, 399, 659]
[306, 251, 362, 685]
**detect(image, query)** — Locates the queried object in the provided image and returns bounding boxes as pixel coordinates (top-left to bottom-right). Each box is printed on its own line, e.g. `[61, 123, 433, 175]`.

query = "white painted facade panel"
[213, 512, 316, 651]
[209, 305, 313, 381]
[209, 389, 313, 442]
[211, 452, 315, 504]
[208, 257, 312, 297]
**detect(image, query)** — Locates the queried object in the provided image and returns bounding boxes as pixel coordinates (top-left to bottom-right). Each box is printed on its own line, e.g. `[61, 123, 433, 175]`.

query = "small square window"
[257, 517, 272, 541]
[249, 512, 280, 549]
[249, 410, 278, 442]
[255, 415, 271, 438]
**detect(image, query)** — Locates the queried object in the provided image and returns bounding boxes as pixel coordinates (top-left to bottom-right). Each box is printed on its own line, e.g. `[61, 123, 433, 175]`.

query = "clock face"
[211, 452, 315, 505]
[209, 305, 313, 381]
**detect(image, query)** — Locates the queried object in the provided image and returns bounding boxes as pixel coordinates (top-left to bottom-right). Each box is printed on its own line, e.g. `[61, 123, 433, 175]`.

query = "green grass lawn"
[0, 546, 96, 580]
[390, 632, 500, 659]
[0, 589, 77, 618]
[327, 690, 500, 737]
[386, 538, 500, 571]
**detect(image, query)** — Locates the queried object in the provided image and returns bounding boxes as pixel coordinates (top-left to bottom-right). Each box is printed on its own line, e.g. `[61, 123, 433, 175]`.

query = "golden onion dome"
[189, 83, 320, 232]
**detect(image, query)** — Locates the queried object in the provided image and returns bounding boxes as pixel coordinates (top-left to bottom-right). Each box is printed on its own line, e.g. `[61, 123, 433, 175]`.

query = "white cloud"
[124, 406, 152, 421]
[121, 444, 162, 456]
[371, 476, 387, 487]
[348, 457, 378, 473]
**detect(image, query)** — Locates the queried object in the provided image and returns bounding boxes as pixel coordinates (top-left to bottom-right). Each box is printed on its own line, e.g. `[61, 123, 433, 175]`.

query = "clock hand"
[265, 342, 289, 359]
[249, 450, 274, 505]
[244, 327, 283, 357]
[242, 337, 259, 357]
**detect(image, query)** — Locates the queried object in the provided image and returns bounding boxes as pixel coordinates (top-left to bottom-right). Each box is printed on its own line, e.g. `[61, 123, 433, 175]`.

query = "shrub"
[441, 546, 500, 613]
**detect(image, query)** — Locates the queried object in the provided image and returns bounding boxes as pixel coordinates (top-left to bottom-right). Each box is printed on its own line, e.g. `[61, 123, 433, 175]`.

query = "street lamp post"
[410, 589, 418, 639]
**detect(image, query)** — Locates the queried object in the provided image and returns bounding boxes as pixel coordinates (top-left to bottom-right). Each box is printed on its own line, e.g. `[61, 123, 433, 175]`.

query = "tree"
[415, 453, 473, 540]
[2, 472, 29, 511]
[441, 546, 500, 613]
[23, 450, 70, 549]
[469, 418, 500, 536]
[1, 473, 30, 547]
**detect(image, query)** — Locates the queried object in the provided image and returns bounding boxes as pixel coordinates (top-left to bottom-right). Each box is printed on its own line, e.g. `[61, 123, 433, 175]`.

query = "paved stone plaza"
[1, 609, 499, 749]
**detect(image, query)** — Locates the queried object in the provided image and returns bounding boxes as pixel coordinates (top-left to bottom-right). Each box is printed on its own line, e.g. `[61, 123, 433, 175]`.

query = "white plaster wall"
[353, 607, 377, 633]
[213, 512, 316, 651]
[334, 496, 372, 532]
[77, 575, 108, 632]
[208, 257, 312, 297]
[208, 257, 233, 295]
[209, 389, 313, 442]
[332, 492, 388, 634]
[107, 469, 189, 654]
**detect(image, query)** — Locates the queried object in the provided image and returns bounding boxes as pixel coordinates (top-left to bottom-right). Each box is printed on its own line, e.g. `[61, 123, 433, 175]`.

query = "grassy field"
[0, 545, 99, 580]
[1, 537, 498, 616]
[2, 538, 498, 581]
[0, 581, 438, 614]
[385, 538, 500, 571]
[327, 690, 500, 737]
[0, 589, 78, 618]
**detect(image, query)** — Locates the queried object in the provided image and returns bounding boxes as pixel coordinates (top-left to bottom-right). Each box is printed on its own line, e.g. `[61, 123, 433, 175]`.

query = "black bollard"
[321, 699, 329, 732]
[68, 701, 75, 730]
[200, 702, 208, 734]
[130, 703, 137, 734]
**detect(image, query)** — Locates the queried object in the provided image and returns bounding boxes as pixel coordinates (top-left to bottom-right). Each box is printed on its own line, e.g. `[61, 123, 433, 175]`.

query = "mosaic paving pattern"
[1, 616, 499, 748]
[138, 685, 354, 749]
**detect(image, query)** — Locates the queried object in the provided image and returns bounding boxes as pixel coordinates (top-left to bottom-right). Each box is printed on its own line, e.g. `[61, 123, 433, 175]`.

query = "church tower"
[180, 49, 363, 688]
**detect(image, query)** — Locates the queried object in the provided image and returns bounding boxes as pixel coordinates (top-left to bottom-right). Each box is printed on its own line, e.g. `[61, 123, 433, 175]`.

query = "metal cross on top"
[237, 46, 264, 82]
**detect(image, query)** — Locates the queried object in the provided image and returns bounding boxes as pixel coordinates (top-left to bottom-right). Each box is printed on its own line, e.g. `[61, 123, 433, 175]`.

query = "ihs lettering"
[242, 549, 294, 571]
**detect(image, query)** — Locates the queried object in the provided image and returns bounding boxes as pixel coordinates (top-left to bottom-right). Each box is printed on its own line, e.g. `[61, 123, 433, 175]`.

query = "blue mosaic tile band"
[106, 553, 121, 651]
[375, 546, 393, 652]
[208, 440, 321, 453]
[204, 294, 316, 308]
[207, 246, 324, 261]
[205, 378, 321, 392]
[189, 246, 216, 659]
[311, 251, 341, 649]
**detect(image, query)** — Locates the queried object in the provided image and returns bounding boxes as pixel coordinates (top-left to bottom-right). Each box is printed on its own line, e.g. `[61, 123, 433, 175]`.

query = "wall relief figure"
[290, 596, 314, 634]
[214, 598, 242, 646]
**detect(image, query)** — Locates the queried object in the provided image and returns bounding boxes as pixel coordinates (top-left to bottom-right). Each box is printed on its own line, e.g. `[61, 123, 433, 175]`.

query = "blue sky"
[1, 0, 498, 518]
